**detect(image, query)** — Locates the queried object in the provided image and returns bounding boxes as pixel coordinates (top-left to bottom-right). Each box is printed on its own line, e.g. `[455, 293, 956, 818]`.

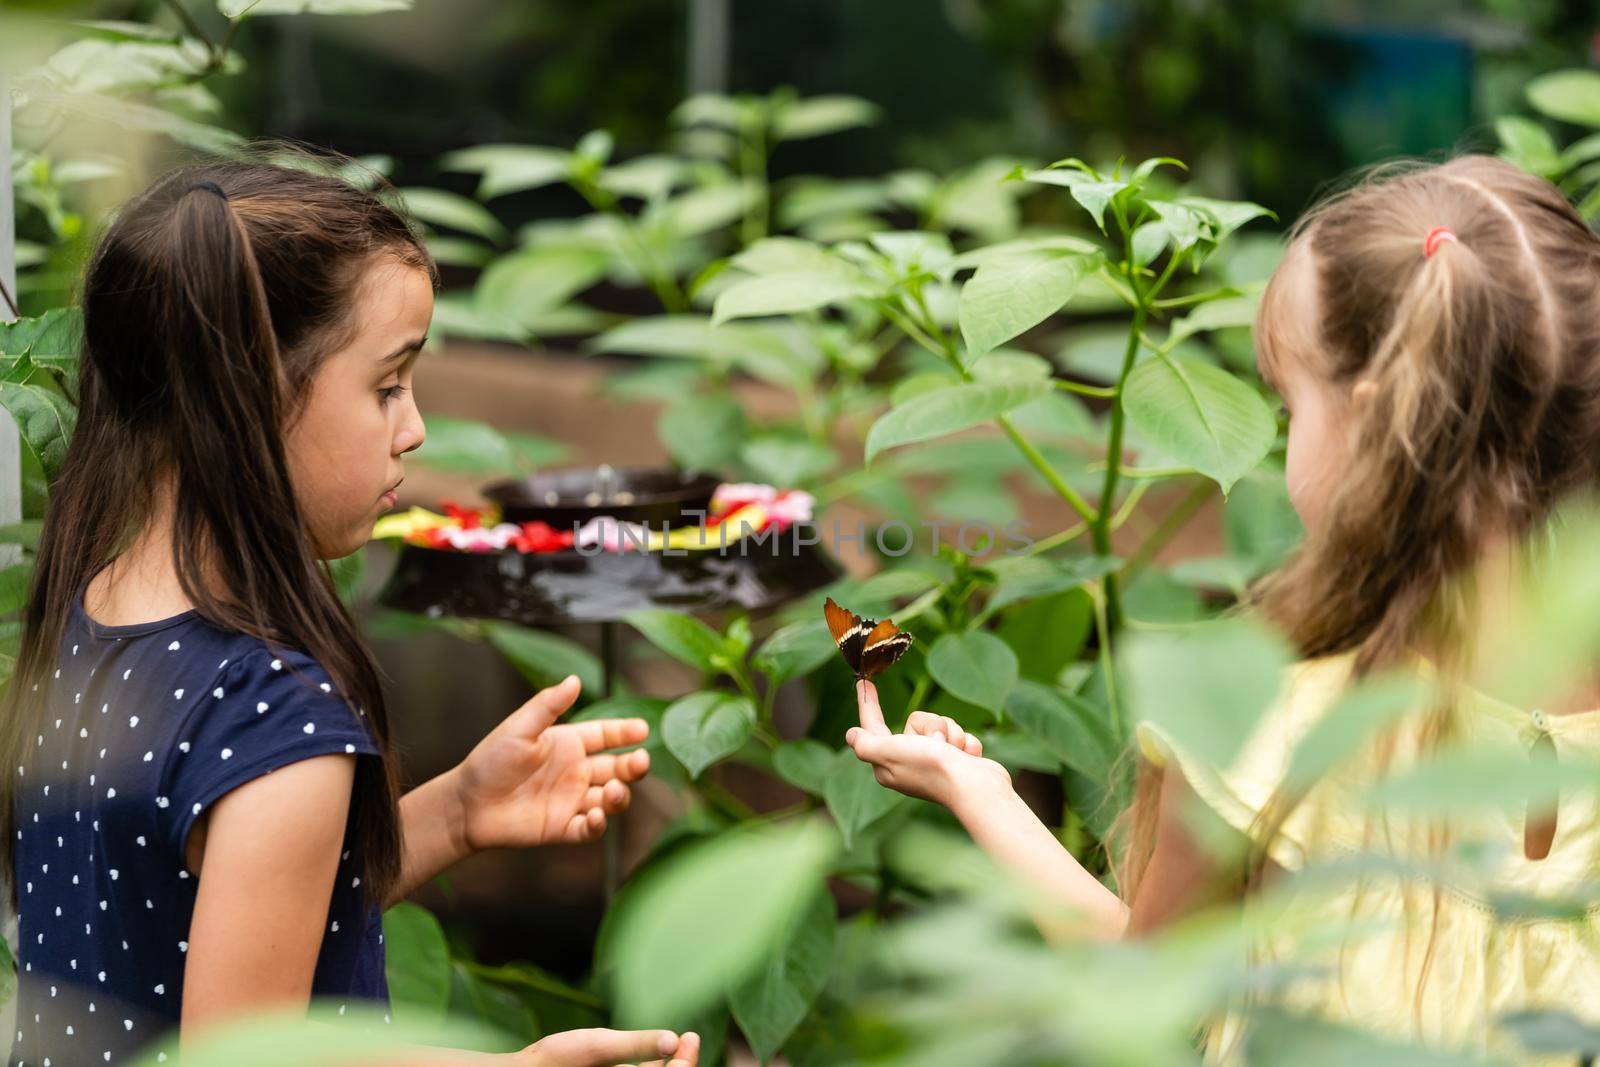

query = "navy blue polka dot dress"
[9, 582, 390, 1066]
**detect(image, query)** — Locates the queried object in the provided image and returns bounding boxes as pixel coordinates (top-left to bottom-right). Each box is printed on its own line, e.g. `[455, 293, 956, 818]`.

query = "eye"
[378, 384, 407, 406]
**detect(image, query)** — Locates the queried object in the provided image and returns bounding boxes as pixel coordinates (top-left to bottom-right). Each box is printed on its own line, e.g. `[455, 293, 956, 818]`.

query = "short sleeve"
[1133, 653, 1358, 870]
[159, 647, 380, 857]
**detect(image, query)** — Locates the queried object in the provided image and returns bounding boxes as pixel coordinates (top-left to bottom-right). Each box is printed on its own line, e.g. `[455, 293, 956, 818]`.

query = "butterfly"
[824, 596, 914, 682]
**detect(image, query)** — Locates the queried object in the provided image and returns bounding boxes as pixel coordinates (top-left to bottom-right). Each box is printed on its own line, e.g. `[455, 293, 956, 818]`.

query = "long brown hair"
[1116, 155, 1600, 902]
[1, 149, 437, 908]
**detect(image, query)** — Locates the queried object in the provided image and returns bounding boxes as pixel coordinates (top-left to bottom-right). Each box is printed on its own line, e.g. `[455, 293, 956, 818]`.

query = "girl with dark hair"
[1, 157, 699, 1067]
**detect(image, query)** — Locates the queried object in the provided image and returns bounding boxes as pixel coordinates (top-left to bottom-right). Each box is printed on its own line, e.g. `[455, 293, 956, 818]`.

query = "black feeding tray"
[378, 465, 842, 626]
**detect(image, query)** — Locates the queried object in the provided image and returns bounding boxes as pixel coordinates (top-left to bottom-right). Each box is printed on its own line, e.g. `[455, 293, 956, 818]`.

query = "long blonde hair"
[1116, 155, 1600, 903]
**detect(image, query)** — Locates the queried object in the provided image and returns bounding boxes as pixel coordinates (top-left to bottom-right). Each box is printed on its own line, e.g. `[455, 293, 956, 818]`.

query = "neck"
[83, 478, 198, 627]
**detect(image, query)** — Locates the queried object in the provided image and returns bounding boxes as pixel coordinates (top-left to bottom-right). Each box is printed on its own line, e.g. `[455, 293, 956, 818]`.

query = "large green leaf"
[1004, 679, 1117, 783]
[729, 890, 837, 1063]
[771, 739, 837, 796]
[823, 747, 903, 849]
[1496, 116, 1563, 178]
[753, 619, 837, 686]
[662, 691, 756, 778]
[608, 820, 838, 1027]
[979, 554, 1119, 617]
[658, 393, 745, 471]
[864, 380, 1053, 464]
[441, 144, 574, 200]
[476, 247, 608, 325]
[398, 187, 506, 243]
[1015, 167, 1131, 232]
[1527, 69, 1600, 128]
[411, 415, 566, 475]
[0, 379, 76, 480]
[958, 246, 1102, 359]
[1163, 294, 1260, 350]
[711, 267, 880, 325]
[1121, 617, 1292, 769]
[1123, 355, 1275, 493]
[383, 902, 452, 1022]
[483, 622, 604, 696]
[926, 631, 1018, 716]
[625, 610, 731, 673]
[773, 96, 880, 141]
[594, 316, 819, 392]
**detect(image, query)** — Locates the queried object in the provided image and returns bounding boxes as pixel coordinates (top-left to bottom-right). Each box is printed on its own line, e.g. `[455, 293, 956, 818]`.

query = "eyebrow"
[378, 336, 428, 367]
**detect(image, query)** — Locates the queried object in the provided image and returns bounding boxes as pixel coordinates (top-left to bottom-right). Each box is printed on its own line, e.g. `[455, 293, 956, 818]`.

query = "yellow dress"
[1136, 652, 1600, 1065]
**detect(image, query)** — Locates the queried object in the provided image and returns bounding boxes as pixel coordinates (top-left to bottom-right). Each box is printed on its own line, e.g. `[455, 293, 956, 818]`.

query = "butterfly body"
[824, 597, 913, 681]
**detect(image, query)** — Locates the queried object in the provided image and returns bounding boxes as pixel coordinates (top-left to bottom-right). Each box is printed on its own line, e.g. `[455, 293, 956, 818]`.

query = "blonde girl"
[847, 154, 1600, 1062]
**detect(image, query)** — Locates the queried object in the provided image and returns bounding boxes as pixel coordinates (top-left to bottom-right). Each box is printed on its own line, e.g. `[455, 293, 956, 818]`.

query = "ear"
[1349, 377, 1379, 406]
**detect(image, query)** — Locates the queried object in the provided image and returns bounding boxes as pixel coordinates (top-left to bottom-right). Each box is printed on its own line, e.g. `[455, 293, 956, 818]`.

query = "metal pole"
[685, 0, 730, 96]
[0, 55, 20, 1067]
[0, 66, 22, 566]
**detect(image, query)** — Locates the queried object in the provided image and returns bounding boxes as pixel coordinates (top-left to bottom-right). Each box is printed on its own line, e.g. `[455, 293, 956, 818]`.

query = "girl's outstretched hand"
[453, 675, 652, 850]
[514, 1028, 700, 1067]
[846, 679, 1012, 808]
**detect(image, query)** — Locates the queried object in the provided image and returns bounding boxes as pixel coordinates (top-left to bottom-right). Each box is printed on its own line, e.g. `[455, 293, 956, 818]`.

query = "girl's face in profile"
[1260, 242, 1358, 534]
[285, 257, 432, 560]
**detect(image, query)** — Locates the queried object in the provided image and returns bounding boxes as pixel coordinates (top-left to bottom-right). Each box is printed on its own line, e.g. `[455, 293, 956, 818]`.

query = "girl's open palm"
[846, 679, 1010, 807]
[456, 675, 651, 849]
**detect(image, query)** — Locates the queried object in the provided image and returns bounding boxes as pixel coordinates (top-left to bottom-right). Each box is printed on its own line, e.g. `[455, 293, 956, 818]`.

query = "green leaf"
[1005, 679, 1117, 783]
[441, 144, 574, 200]
[219, 0, 411, 16]
[729, 890, 837, 1062]
[625, 609, 729, 672]
[662, 691, 757, 778]
[771, 739, 837, 796]
[958, 246, 1102, 359]
[325, 550, 364, 607]
[608, 819, 838, 1027]
[651, 181, 759, 237]
[1527, 69, 1600, 127]
[448, 964, 537, 1049]
[658, 393, 745, 471]
[711, 267, 880, 325]
[484, 622, 604, 695]
[399, 187, 506, 243]
[412, 415, 567, 475]
[383, 902, 452, 1022]
[594, 316, 819, 392]
[476, 247, 609, 324]
[1015, 168, 1130, 232]
[0, 379, 76, 481]
[979, 554, 1119, 617]
[1172, 197, 1275, 242]
[864, 380, 1053, 464]
[823, 747, 903, 849]
[926, 631, 1018, 715]
[754, 620, 838, 687]
[1496, 116, 1563, 178]
[424, 236, 495, 268]
[773, 96, 879, 142]
[741, 435, 836, 486]
[1121, 617, 1292, 769]
[1123, 355, 1276, 493]
[0, 565, 32, 617]
[1163, 293, 1261, 349]
[26, 91, 243, 155]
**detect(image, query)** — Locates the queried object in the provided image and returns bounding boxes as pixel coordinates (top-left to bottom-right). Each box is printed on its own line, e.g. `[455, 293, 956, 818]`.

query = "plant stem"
[1122, 479, 1214, 582]
[163, 0, 216, 56]
[574, 183, 688, 313]
[904, 674, 931, 719]
[695, 778, 757, 822]
[738, 122, 769, 246]
[888, 290, 1099, 528]
[1091, 582, 1122, 739]
[1024, 520, 1090, 557]
[0, 277, 19, 319]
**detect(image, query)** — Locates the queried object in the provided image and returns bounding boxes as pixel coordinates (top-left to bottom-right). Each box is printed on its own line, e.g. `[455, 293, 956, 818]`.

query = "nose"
[395, 404, 425, 457]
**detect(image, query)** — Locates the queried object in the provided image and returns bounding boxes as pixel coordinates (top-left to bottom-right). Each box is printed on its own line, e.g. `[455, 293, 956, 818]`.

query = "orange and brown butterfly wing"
[824, 596, 877, 677]
[857, 617, 913, 681]
[823, 597, 857, 644]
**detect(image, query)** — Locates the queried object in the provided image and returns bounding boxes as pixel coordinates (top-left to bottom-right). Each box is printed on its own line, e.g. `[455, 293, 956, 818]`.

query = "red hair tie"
[1423, 226, 1457, 258]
